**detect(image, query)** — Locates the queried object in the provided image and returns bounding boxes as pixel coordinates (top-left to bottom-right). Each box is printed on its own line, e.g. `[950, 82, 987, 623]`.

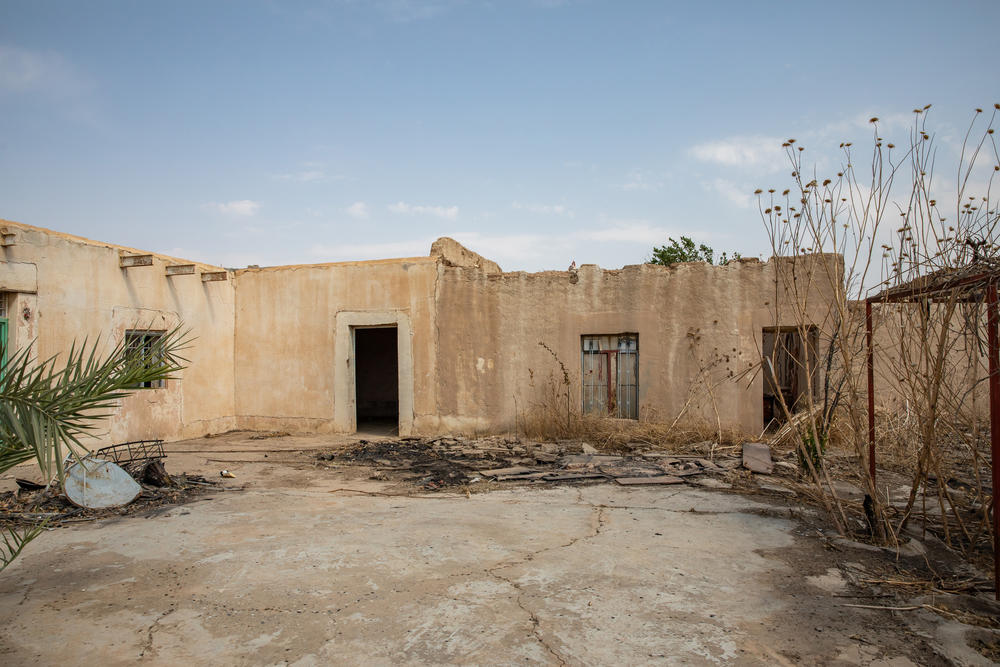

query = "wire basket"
[95, 440, 165, 468]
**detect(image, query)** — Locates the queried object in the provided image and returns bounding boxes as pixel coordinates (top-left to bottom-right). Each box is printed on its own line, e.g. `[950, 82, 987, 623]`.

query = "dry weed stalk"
[759, 105, 999, 553]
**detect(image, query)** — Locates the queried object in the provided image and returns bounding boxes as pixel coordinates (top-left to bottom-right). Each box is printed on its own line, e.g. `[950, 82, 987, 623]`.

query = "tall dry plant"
[758, 105, 999, 548]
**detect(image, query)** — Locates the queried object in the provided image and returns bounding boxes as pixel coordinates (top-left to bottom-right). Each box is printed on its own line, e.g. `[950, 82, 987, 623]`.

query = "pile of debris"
[0, 472, 220, 526]
[1, 440, 224, 526]
[319, 435, 783, 491]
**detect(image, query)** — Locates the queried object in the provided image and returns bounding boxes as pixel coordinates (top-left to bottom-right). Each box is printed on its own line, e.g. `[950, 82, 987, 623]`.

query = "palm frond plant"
[0, 325, 189, 571]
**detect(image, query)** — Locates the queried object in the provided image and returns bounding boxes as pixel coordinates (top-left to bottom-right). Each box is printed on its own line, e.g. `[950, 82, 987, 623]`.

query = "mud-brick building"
[0, 219, 840, 446]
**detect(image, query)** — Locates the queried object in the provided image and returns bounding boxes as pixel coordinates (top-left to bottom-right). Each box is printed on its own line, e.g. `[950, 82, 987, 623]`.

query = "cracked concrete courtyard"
[0, 436, 953, 665]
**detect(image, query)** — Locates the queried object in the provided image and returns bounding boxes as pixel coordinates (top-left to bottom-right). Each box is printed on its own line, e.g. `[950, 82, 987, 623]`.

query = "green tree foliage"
[0, 326, 189, 571]
[648, 236, 741, 266]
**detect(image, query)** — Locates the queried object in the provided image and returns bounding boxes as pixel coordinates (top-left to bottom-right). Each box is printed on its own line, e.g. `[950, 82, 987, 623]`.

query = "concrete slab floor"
[0, 461, 965, 667]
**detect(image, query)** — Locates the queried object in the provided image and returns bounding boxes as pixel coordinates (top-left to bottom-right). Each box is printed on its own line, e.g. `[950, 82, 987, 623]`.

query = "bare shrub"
[759, 105, 999, 550]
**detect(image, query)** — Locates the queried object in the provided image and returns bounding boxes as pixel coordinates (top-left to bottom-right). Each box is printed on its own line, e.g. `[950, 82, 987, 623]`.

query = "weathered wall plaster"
[231, 258, 436, 435]
[0, 220, 237, 445]
[433, 254, 840, 435]
[0, 217, 844, 445]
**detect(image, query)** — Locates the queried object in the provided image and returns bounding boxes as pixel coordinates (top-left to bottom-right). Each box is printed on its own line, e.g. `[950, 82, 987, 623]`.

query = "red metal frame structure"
[865, 269, 1000, 599]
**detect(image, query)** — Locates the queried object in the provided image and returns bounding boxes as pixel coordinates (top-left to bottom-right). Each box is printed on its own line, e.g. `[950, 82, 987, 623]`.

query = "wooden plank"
[664, 468, 705, 477]
[201, 271, 228, 282]
[615, 475, 684, 485]
[165, 264, 196, 276]
[119, 254, 153, 268]
[479, 466, 539, 477]
[541, 472, 606, 481]
[497, 472, 551, 481]
[742, 442, 774, 474]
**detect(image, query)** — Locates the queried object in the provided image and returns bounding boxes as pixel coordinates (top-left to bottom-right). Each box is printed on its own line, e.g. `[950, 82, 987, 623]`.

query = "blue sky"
[1, 0, 997, 271]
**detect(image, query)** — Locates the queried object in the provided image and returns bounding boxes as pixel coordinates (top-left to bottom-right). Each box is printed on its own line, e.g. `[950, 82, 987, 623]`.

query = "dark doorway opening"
[762, 327, 818, 429]
[354, 326, 399, 435]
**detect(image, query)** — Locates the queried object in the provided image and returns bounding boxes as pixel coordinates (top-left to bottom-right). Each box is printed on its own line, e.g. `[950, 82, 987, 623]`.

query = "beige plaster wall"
[1, 218, 843, 443]
[0, 219, 237, 447]
[231, 257, 438, 434]
[432, 254, 841, 435]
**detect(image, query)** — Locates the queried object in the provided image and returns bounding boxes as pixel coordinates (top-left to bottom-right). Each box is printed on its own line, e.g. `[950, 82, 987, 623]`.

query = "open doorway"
[354, 326, 399, 436]
[762, 327, 818, 429]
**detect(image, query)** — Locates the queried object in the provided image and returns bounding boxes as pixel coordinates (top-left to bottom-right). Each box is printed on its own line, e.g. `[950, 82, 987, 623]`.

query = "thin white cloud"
[275, 169, 326, 182]
[0, 44, 88, 96]
[576, 220, 699, 246]
[512, 201, 573, 217]
[706, 179, 754, 209]
[308, 239, 432, 260]
[206, 200, 261, 217]
[308, 232, 552, 269]
[387, 201, 459, 220]
[297, 217, 736, 273]
[619, 169, 666, 191]
[817, 111, 917, 141]
[345, 201, 369, 219]
[689, 136, 785, 169]
[449, 232, 551, 263]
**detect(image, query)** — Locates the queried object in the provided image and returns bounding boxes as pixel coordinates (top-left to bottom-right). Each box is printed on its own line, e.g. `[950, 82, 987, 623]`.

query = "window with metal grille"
[124, 330, 166, 389]
[581, 333, 638, 419]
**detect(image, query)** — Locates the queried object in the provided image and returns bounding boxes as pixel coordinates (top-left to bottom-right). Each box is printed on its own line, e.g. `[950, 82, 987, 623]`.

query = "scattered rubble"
[321, 435, 758, 491]
[0, 471, 224, 527]
[248, 431, 290, 440]
[1, 440, 229, 524]
[141, 459, 173, 487]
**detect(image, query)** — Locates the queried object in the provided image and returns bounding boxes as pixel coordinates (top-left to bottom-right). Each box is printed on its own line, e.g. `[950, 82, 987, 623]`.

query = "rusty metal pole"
[866, 300, 876, 486]
[986, 282, 1000, 600]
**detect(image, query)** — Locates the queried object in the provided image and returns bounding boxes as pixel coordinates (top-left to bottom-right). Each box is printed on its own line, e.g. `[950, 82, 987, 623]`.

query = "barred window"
[581, 333, 638, 420]
[124, 330, 166, 389]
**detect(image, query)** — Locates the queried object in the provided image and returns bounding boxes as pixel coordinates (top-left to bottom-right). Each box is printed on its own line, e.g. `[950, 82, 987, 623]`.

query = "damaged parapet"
[430, 237, 502, 274]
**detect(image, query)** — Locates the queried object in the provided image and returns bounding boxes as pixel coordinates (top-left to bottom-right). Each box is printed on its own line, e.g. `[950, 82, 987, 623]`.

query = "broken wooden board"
[497, 472, 552, 481]
[541, 472, 606, 481]
[742, 442, 774, 474]
[665, 468, 707, 477]
[615, 475, 684, 485]
[479, 466, 540, 477]
[696, 458, 726, 471]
